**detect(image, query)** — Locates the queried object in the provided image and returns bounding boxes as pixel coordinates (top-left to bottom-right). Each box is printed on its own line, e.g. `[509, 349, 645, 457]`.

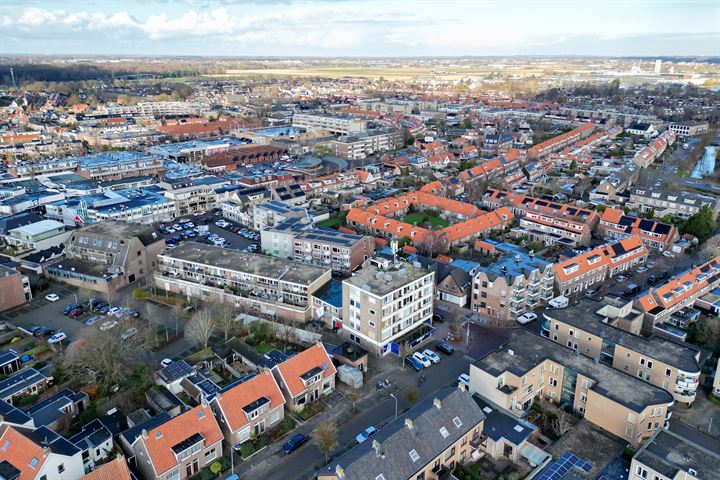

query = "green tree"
[646, 208, 655, 219]
[680, 205, 716, 243]
[568, 159, 577, 171]
[312, 144, 334, 158]
[461, 117, 473, 129]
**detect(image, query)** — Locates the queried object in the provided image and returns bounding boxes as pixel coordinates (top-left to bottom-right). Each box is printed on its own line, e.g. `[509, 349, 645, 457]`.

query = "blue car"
[404, 355, 424, 372]
[63, 303, 81, 315]
[282, 434, 308, 454]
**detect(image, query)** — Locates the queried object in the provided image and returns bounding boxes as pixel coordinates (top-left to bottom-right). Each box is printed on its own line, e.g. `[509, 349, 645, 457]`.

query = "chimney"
[141, 429, 149, 439]
[405, 418, 413, 430]
[508, 349, 514, 356]
[335, 465, 345, 479]
[433, 398, 442, 410]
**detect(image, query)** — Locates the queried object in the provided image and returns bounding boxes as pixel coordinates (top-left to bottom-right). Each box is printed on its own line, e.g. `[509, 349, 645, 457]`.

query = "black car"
[63, 303, 81, 315]
[432, 313, 446, 323]
[436, 343, 455, 355]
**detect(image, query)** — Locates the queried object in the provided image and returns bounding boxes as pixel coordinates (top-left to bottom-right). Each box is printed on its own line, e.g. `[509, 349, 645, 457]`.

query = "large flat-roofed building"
[554, 236, 649, 296]
[668, 121, 710, 137]
[4, 219, 69, 252]
[628, 189, 719, 221]
[292, 113, 367, 135]
[342, 261, 434, 355]
[542, 294, 707, 406]
[45, 220, 164, 294]
[75, 151, 165, 181]
[315, 388, 486, 480]
[330, 129, 403, 160]
[253, 200, 310, 231]
[631, 429, 720, 480]
[154, 242, 331, 322]
[292, 228, 374, 274]
[470, 243, 555, 322]
[160, 176, 229, 217]
[469, 329, 673, 445]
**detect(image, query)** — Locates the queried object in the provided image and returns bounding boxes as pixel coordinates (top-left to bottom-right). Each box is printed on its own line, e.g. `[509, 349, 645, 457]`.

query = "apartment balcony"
[498, 384, 517, 395]
[672, 390, 697, 403]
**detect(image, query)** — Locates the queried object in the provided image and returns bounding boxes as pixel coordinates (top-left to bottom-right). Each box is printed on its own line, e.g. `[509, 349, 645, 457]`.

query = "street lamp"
[390, 393, 398, 420]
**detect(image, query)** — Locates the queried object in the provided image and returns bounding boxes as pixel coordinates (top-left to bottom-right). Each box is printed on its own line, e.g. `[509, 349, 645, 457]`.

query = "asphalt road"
[252, 353, 472, 480]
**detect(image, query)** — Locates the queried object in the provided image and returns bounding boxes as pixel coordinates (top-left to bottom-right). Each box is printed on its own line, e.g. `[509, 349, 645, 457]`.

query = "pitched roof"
[81, 457, 132, 480]
[0, 425, 48, 480]
[213, 372, 285, 432]
[273, 344, 336, 398]
[554, 235, 648, 283]
[138, 405, 222, 476]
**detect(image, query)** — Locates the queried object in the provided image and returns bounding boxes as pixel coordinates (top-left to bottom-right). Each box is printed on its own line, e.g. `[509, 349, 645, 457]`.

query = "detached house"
[131, 405, 223, 480]
[272, 344, 336, 412]
[210, 372, 285, 447]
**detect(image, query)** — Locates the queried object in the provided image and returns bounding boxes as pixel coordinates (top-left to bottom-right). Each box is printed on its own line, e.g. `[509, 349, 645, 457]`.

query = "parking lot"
[159, 215, 258, 253]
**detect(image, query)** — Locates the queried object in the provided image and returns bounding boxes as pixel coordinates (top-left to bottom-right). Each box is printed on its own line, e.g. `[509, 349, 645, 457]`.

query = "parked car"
[432, 313, 446, 323]
[47, 332, 67, 344]
[68, 309, 85, 319]
[616, 275, 628, 282]
[422, 349, 441, 364]
[662, 251, 675, 258]
[517, 312, 538, 325]
[108, 307, 123, 317]
[355, 426, 378, 444]
[84, 316, 101, 326]
[161, 358, 173, 368]
[100, 320, 118, 331]
[637, 266, 647, 273]
[282, 434, 308, 454]
[404, 355, 424, 372]
[122, 327, 138, 341]
[412, 351, 431, 368]
[127, 309, 140, 318]
[458, 373, 470, 390]
[436, 343, 455, 355]
[64, 303, 82, 315]
[44, 293, 60, 302]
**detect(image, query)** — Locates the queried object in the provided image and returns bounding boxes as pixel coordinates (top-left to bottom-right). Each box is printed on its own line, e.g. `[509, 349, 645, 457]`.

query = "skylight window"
[439, 427, 449, 439]
[1, 440, 8, 451]
[376, 475, 386, 480]
[453, 417, 463, 428]
[29, 458, 39, 469]
[409, 449, 420, 462]
[198, 410, 205, 419]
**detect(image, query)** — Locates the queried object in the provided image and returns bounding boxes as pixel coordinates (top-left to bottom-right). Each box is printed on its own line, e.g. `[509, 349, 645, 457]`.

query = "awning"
[520, 442, 551, 467]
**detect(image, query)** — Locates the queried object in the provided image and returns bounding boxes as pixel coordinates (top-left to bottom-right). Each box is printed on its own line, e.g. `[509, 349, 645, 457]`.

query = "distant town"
[0, 55, 719, 480]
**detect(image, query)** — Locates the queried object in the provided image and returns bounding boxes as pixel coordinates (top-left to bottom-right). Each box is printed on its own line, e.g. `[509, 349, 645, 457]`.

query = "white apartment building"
[331, 129, 404, 160]
[342, 262, 434, 355]
[292, 113, 367, 135]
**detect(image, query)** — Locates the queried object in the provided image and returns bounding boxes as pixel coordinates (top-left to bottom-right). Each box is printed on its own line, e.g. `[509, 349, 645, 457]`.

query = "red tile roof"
[273, 344, 336, 398]
[213, 372, 285, 432]
[555, 236, 648, 283]
[0, 426, 47, 480]
[82, 457, 132, 480]
[138, 405, 223, 476]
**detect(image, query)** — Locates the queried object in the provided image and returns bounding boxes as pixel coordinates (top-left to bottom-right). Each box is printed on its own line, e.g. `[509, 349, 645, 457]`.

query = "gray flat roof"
[475, 330, 673, 412]
[344, 262, 432, 297]
[161, 242, 329, 286]
[634, 429, 720, 480]
[544, 297, 704, 373]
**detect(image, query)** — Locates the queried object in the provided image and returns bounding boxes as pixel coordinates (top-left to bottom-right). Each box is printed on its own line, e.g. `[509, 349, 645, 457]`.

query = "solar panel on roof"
[566, 207, 577, 215]
[536, 200, 549, 207]
[655, 223, 671, 235]
[619, 216, 635, 226]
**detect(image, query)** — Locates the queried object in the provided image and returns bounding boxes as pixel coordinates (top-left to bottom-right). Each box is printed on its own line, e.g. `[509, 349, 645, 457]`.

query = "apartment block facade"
[469, 330, 674, 445]
[154, 242, 331, 322]
[0, 265, 32, 312]
[292, 113, 367, 135]
[331, 129, 404, 160]
[342, 262, 434, 355]
[631, 429, 718, 480]
[628, 189, 719, 220]
[542, 295, 705, 406]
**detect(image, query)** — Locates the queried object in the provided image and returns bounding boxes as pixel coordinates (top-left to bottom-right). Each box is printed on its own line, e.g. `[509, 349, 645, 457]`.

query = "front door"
[186, 459, 199, 477]
[503, 444, 514, 458]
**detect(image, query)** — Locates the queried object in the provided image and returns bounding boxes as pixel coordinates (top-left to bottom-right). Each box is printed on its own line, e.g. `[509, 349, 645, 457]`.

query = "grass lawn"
[184, 347, 214, 363]
[317, 212, 347, 229]
[256, 342, 273, 354]
[427, 215, 450, 228]
[404, 213, 425, 225]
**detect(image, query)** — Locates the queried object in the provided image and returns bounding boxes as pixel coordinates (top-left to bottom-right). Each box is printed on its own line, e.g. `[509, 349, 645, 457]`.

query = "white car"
[517, 312, 538, 325]
[47, 332, 67, 344]
[108, 307, 124, 317]
[422, 349, 441, 364]
[44, 293, 60, 302]
[412, 351, 431, 368]
[458, 373, 470, 390]
[122, 327, 138, 340]
[662, 251, 675, 258]
[355, 426, 378, 444]
[100, 320, 118, 331]
[161, 358, 173, 368]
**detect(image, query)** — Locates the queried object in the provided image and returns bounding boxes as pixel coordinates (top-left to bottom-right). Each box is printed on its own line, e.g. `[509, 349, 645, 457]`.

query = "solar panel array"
[536, 452, 592, 480]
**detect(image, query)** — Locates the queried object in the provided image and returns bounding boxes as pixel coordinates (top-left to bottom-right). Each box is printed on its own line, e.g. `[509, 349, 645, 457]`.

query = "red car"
[68, 308, 84, 318]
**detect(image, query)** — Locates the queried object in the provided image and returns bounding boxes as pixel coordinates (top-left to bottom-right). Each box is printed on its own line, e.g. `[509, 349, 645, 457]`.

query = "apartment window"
[205, 448, 216, 462]
[647, 361, 653, 369]
[369, 321, 375, 328]
[549, 378, 557, 387]
[640, 358, 646, 366]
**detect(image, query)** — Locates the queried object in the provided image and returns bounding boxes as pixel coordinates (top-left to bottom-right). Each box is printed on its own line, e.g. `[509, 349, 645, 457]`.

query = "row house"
[272, 344, 336, 411]
[638, 256, 720, 327]
[627, 189, 719, 221]
[598, 208, 679, 251]
[632, 130, 676, 169]
[554, 236, 649, 296]
[526, 124, 594, 160]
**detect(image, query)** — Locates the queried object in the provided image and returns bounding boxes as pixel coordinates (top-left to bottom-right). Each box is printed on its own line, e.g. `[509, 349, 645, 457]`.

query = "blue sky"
[1, 0, 718, 57]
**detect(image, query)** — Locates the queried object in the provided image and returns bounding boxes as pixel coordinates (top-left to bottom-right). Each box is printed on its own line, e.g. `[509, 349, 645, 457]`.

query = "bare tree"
[418, 230, 449, 258]
[346, 389, 359, 413]
[464, 178, 489, 203]
[279, 315, 298, 349]
[185, 309, 218, 349]
[552, 409, 572, 437]
[402, 386, 419, 405]
[214, 304, 236, 342]
[312, 421, 337, 464]
[62, 319, 155, 388]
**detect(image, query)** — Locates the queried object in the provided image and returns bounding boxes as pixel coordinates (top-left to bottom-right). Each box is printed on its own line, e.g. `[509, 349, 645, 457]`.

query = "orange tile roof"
[273, 343, 336, 398]
[81, 457, 132, 480]
[0, 426, 47, 480]
[139, 405, 223, 476]
[643, 256, 720, 311]
[554, 235, 647, 283]
[600, 208, 677, 243]
[214, 372, 285, 432]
